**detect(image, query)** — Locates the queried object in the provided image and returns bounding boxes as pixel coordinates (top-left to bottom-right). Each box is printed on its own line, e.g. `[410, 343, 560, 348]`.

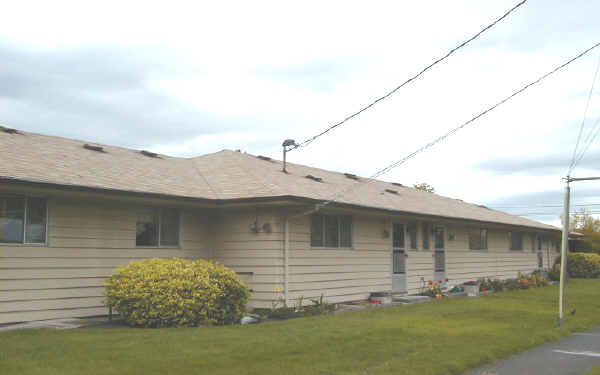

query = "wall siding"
[0, 194, 212, 324]
[212, 208, 285, 309]
[288, 214, 391, 305]
[0, 187, 562, 323]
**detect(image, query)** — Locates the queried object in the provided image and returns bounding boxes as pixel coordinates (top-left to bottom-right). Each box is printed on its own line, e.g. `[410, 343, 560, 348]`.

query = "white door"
[434, 226, 446, 281]
[392, 223, 407, 293]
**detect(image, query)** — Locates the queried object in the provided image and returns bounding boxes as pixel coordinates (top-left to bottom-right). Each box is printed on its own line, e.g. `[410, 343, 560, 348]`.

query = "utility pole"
[558, 178, 570, 327]
[558, 176, 600, 327]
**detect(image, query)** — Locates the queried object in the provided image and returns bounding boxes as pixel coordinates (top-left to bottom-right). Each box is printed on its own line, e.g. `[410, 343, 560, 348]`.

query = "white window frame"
[310, 213, 353, 249]
[0, 195, 48, 246]
[509, 231, 524, 251]
[135, 207, 182, 248]
[421, 222, 432, 251]
[469, 227, 488, 251]
[406, 221, 419, 251]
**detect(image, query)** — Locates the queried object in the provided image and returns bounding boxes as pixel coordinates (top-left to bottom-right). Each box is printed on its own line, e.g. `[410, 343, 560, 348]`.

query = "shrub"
[479, 278, 504, 292]
[553, 253, 600, 279]
[105, 258, 250, 327]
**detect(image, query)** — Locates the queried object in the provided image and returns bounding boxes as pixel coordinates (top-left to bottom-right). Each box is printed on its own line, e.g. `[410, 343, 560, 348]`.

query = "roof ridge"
[229, 151, 284, 197]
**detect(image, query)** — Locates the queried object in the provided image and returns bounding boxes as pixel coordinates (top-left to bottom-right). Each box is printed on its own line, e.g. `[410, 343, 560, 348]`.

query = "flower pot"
[464, 284, 480, 297]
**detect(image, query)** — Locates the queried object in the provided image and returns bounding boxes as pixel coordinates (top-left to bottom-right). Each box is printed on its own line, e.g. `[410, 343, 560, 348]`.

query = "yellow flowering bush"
[105, 258, 250, 327]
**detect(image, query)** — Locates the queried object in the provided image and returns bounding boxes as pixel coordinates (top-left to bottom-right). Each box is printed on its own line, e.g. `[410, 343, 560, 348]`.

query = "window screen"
[407, 222, 417, 250]
[0, 196, 47, 244]
[310, 214, 352, 248]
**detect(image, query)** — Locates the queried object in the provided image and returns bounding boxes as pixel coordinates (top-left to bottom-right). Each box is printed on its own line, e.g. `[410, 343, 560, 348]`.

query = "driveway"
[464, 327, 600, 375]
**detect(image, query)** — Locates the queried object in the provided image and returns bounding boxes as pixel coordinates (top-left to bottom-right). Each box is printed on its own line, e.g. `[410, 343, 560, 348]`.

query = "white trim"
[0, 195, 49, 246]
[309, 213, 354, 249]
[135, 206, 182, 249]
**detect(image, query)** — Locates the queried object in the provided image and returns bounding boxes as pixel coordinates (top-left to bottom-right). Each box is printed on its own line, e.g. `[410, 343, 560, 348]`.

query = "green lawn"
[2, 280, 600, 375]
[587, 366, 600, 375]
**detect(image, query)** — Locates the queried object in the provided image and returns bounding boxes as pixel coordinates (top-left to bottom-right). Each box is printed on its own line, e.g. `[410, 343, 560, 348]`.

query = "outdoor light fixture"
[282, 139, 297, 173]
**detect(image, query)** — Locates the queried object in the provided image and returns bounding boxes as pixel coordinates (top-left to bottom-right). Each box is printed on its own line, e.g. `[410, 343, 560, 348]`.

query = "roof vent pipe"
[281, 139, 297, 173]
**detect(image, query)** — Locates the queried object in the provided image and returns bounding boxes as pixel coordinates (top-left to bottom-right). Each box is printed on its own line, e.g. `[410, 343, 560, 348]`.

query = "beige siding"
[0, 187, 562, 323]
[288, 213, 391, 305]
[213, 208, 285, 308]
[0, 193, 213, 324]
[286, 215, 561, 300]
[441, 224, 559, 288]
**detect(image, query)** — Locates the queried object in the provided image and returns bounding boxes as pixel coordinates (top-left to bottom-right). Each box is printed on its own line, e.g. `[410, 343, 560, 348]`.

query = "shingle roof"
[0, 129, 559, 231]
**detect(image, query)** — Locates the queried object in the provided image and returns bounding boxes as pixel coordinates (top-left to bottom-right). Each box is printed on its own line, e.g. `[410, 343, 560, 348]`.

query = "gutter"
[1, 177, 559, 233]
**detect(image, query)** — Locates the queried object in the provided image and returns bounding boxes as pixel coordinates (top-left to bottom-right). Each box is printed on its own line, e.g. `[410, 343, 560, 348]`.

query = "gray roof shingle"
[0, 129, 559, 231]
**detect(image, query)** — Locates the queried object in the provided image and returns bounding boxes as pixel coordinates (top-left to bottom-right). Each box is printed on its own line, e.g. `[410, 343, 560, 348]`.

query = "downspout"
[284, 214, 290, 307]
[283, 204, 321, 307]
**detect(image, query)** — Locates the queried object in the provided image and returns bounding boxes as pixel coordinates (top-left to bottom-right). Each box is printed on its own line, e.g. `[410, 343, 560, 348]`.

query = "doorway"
[392, 223, 407, 293]
[434, 226, 446, 281]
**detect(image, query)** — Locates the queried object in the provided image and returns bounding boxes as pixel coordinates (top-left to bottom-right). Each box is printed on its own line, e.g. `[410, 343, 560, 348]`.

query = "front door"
[434, 226, 446, 281]
[392, 223, 407, 293]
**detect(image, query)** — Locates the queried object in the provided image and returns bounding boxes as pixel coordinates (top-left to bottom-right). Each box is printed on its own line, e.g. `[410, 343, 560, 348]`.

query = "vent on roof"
[0, 126, 20, 134]
[140, 150, 160, 158]
[391, 182, 403, 187]
[385, 188, 399, 195]
[305, 175, 323, 183]
[344, 173, 359, 181]
[257, 155, 272, 161]
[478, 204, 490, 209]
[83, 144, 105, 152]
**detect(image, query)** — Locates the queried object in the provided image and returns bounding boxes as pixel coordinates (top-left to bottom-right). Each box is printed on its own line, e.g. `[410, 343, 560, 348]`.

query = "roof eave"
[0, 177, 560, 233]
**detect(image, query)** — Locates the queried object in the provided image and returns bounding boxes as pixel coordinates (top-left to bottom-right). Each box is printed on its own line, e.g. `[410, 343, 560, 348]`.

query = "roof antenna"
[282, 139, 297, 173]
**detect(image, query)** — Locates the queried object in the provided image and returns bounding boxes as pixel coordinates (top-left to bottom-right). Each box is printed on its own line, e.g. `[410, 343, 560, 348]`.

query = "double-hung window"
[469, 228, 488, 250]
[509, 231, 524, 251]
[422, 222, 431, 250]
[0, 196, 47, 244]
[136, 208, 180, 247]
[310, 214, 352, 248]
[407, 222, 418, 250]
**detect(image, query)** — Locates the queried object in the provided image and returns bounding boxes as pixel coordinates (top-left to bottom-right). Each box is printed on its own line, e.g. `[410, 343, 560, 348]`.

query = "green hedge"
[552, 253, 600, 279]
[105, 258, 250, 327]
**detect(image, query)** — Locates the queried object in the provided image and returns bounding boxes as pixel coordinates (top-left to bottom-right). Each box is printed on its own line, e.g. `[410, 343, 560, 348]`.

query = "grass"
[587, 366, 600, 375]
[2, 279, 600, 375]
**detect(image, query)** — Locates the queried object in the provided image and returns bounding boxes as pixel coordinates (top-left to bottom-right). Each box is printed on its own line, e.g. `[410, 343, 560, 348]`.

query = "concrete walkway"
[464, 327, 600, 375]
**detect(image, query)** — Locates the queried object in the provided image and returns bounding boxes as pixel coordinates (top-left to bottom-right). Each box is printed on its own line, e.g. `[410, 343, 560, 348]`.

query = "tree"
[570, 209, 600, 254]
[413, 183, 435, 193]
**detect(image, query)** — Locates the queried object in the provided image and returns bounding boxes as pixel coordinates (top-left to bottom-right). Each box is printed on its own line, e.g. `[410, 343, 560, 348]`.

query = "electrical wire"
[290, 0, 529, 151]
[488, 203, 600, 208]
[572, 116, 600, 169]
[316, 41, 600, 209]
[568, 51, 600, 174]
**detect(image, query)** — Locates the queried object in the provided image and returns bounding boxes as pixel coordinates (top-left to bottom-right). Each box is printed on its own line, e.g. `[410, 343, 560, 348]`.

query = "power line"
[290, 0, 529, 151]
[568, 51, 600, 174]
[572, 116, 600, 169]
[317, 41, 600, 208]
[488, 203, 600, 208]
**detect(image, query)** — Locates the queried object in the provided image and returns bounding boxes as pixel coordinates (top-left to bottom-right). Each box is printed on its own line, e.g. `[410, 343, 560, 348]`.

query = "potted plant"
[463, 280, 480, 297]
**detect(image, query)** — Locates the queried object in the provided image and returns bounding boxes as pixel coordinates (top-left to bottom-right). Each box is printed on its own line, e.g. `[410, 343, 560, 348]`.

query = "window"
[310, 214, 352, 248]
[469, 228, 488, 250]
[392, 223, 405, 249]
[136, 208, 180, 247]
[422, 222, 431, 250]
[434, 226, 444, 249]
[407, 222, 418, 250]
[0, 196, 47, 244]
[509, 231, 523, 251]
[537, 236, 543, 251]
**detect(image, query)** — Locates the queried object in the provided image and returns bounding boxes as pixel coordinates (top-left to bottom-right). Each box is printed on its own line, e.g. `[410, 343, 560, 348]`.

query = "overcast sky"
[1, 0, 599, 226]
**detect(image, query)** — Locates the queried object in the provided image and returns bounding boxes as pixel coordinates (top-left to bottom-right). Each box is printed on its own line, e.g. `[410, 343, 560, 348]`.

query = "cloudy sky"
[1, 0, 599, 226]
